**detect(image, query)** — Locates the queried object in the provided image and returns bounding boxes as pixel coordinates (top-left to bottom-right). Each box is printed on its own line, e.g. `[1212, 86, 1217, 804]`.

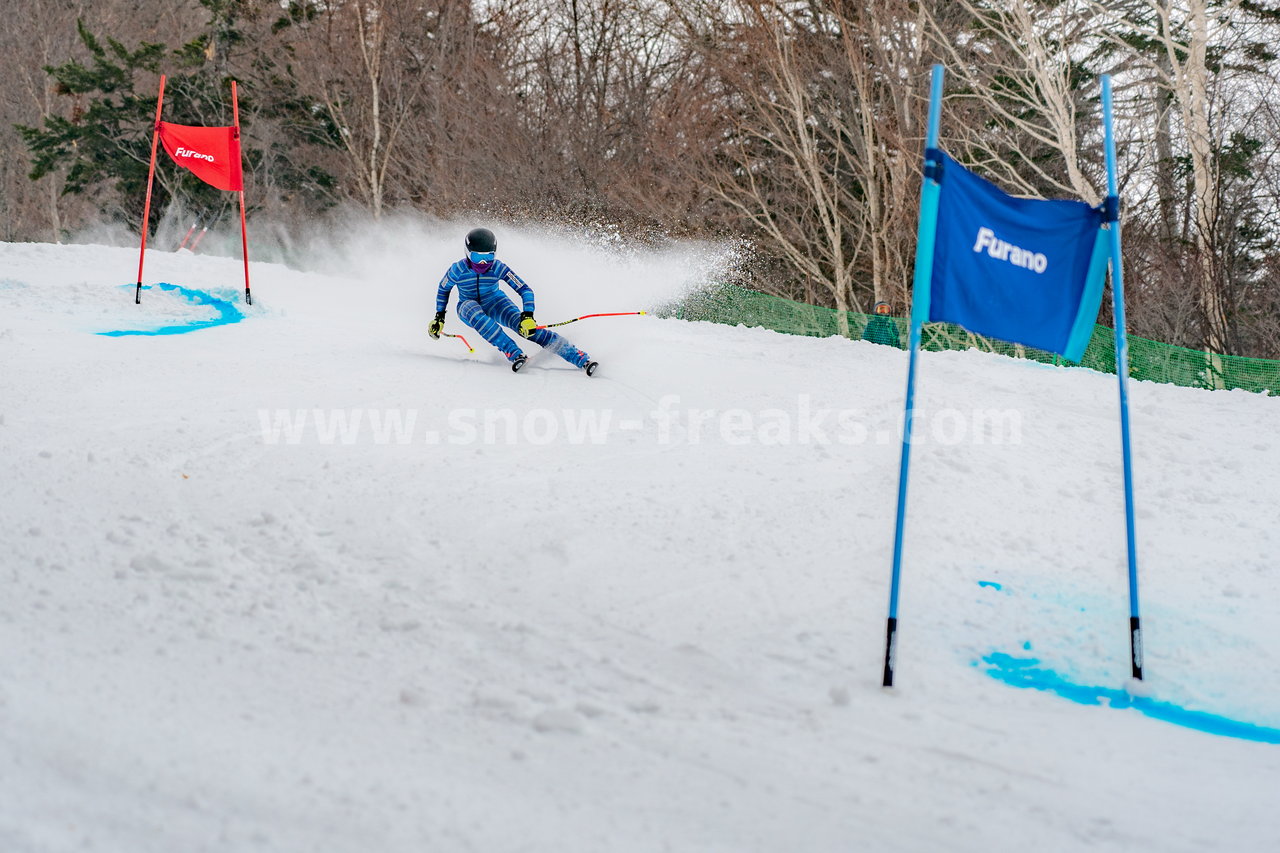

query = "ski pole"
[441, 332, 474, 352]
[535, 311, 646, 330]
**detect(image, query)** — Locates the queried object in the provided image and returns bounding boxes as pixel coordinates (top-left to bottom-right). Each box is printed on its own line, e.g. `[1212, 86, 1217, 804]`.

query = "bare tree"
[687, 2, 862, 315]
[926, 0, 1106, 205]
[668, 0, 938, 316]
[1089, 0, 1276, 352]
[837, 0, 935, 308]
[282, 0, 446, 218]
[0, 0, 204, 241]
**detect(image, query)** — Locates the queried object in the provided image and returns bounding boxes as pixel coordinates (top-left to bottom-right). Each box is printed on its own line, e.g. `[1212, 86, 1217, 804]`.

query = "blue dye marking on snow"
[100, 283, 244, 337]
[977, 580, 1003, 591]
[983, 653, 1280, 744]
[1022, 641, 1032, 651]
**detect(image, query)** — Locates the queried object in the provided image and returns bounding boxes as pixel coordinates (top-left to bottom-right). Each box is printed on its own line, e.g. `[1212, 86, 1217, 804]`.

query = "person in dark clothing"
[861, 301, 902, 348]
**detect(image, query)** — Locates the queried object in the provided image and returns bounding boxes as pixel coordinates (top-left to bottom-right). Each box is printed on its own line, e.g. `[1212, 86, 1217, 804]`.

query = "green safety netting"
[665, 284, 1279, 395]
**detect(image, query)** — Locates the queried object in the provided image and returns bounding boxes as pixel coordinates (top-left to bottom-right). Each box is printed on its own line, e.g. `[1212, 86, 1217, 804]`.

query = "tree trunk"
[1167, 0, 1228, 351]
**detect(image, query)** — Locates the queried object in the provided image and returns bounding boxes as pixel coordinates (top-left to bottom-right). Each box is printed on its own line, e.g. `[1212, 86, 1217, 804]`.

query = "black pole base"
[882, 617, 898, 687]
[1130, 616, 1144, 680]
[135, 281, 142, 304]
[245, 288, 252, 306]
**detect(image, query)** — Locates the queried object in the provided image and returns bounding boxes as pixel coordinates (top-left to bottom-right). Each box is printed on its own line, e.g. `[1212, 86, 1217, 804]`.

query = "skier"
[861, 301, 902, 348]
[429, 228, 598, 375]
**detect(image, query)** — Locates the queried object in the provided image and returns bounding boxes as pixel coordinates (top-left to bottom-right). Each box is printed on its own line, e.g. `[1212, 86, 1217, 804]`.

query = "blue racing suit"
[436, 258, 590, 368]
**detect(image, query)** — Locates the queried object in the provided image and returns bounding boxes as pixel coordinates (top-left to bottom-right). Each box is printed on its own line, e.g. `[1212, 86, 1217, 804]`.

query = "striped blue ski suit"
[436, 258, 590, 367]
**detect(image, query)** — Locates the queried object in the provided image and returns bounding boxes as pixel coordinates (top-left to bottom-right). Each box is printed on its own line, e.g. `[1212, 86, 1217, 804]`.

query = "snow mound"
[1, 236, 1278, 852]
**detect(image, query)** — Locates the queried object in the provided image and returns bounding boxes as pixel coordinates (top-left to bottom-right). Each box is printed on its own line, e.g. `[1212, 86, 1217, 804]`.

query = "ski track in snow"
[1, 235, 1279, 852]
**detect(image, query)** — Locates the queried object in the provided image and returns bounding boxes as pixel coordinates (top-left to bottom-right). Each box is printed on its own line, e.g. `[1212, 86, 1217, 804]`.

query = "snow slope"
[1, 228, 1278, 852]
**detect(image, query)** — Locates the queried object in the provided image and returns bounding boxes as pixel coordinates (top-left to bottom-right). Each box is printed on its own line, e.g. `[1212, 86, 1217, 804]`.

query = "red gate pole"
[176, 219, 198, 251]
[189, 225, 209, 253]
[135, 74, 166, 304]
[231, 80, 251, 305]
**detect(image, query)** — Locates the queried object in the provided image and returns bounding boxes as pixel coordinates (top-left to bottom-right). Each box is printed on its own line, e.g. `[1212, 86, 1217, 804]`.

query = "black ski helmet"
[465, 228, 497, 254]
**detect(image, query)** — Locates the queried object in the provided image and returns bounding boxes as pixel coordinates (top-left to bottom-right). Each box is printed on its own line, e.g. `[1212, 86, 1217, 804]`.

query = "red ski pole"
[442, 332, 474, 352]
[535, 311, 646, 330]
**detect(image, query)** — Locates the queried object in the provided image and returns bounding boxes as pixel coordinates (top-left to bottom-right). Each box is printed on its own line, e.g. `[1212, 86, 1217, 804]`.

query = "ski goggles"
[469, 251, 496, 265]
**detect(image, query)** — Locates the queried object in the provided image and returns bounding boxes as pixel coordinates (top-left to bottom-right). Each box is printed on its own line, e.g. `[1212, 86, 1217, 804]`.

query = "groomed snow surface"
[1, 224, 1278, 852]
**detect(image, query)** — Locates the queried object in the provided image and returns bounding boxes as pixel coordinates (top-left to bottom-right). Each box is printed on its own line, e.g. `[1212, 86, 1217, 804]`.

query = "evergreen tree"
[19, 2, 337, 236]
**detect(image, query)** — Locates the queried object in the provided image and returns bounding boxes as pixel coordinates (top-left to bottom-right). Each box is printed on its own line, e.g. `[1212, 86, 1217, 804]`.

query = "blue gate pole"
[882, 64, 945, 688]
[1101, 75, 1144, 680]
